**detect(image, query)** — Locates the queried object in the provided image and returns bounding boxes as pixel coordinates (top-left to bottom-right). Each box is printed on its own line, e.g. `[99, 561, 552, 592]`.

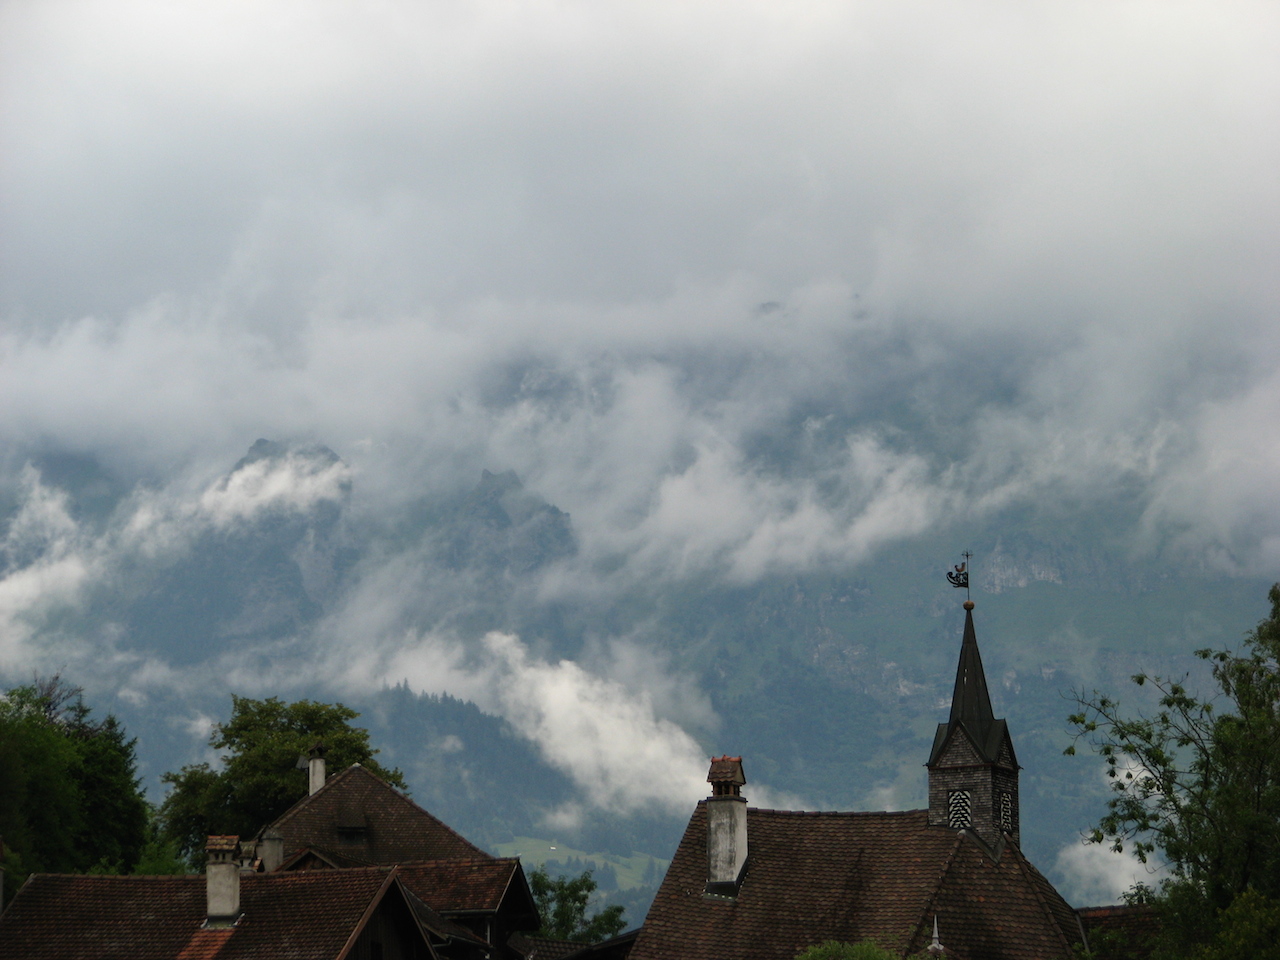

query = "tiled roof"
[559, 929, 640, 960]
[268, 763, 489, 865]
[630, 804, 1082, 960]
[508, 933, 585, 959]
[402, 888, 492, 947]
[0, 867, 428, 960]
[397, 857, 538, 925]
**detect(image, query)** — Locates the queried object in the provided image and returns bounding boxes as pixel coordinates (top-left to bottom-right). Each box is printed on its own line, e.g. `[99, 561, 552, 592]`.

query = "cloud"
[199, 450, 351, 527]
[1, 0, 1279, 847]
[2, 0, 1279, 578]
[371, 630, 710, 816]
[1054, 839, 1155, 907]
[0, 467, 97, 670]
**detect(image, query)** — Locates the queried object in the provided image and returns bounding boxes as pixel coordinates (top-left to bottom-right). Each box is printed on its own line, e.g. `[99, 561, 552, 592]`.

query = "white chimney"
[259, 829, 284, 872]
[205, 836, 242, 927]
[705, 756, 748, 897]
[308, 741, 328, 796]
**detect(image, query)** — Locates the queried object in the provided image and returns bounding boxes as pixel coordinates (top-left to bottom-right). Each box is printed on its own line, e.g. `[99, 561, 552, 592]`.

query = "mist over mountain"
[0, 435, 1270, 916]
[3, 0, 1278, 918]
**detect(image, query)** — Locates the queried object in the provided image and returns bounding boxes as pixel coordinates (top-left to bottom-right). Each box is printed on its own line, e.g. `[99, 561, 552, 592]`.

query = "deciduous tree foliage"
[0, 677, 148, 900]
[529, 865, 627, 943]
[159, 695, 405, 862]
[1068, 584, 1280, 958]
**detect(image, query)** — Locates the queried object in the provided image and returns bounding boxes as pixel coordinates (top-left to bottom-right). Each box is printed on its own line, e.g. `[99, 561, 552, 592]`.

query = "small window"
[947, 790, 972, 829]
[1000, 791, 1013, 832]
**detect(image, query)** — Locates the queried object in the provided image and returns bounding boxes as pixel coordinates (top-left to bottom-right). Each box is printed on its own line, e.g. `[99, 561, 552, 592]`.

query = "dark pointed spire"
[928, 599, 1010, 767]
[949, 601, 994, 726]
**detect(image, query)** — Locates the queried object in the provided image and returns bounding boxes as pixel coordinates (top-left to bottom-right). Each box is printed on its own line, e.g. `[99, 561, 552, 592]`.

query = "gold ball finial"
[963, 600, 975, 610]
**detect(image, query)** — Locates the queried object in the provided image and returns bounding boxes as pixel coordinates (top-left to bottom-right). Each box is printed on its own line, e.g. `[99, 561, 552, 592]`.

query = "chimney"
[205, 836, 242, 927]
[308, 741, 328, 796]
[259, 828, 285, 872]
[705, 756, 748, 897]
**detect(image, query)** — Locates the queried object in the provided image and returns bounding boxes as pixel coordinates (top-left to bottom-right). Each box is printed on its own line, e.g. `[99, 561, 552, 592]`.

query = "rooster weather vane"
[946, 550, 972, 599]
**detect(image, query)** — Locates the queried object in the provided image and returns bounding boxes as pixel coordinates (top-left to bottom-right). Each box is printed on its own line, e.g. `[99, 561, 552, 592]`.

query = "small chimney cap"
[707, 756, 746, 785]
[206, 836, 239, 854]
[309, 740, 328, 759]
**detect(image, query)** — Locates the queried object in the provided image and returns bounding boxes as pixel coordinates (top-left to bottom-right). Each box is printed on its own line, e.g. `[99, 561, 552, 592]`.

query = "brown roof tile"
[631, 804, 1082, 960]
[397, 857, 538, 925]
[268, 763, 489, 865]
[0, 867, 429, 960]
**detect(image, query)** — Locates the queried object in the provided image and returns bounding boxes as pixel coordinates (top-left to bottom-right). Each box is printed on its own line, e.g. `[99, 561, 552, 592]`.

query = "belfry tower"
[926, 599, 1020, 846]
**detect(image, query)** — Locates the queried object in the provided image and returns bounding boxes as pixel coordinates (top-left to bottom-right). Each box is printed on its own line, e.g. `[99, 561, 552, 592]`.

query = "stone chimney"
[308, 740, 328, 796]
[705, 756, 748, 897]
[259, 828, 285, 872]
[205, 836, 242, 927]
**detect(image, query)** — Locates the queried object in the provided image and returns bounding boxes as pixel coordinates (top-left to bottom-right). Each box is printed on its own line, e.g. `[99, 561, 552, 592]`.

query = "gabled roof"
[630, 804, 1082, 960]
[0, 867, 433, 960]
[397, 858, 540, 928]
[267, 763, 489, 865]
[507, 930, 639, 960]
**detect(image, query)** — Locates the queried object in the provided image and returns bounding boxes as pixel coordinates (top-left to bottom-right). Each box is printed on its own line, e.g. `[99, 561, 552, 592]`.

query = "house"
[251, 758, 541, 959]
[263, 759, 490, 867]
[0, 740, 541, 959]
[0, 837, 437, 960]
[630, 600, 1088, 960]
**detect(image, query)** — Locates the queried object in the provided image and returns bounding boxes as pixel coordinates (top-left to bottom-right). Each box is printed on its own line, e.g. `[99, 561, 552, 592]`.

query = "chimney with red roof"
[205, 836, 242, 927]
[705, 756, 748, 897]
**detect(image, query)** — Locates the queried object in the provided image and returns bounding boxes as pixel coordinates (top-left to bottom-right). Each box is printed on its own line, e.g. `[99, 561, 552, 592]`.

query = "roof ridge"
[266, 761, 365, 832]
[906, 829, 967, 955]
[265, 762, 489, 859]
[355, 765, 491, 858]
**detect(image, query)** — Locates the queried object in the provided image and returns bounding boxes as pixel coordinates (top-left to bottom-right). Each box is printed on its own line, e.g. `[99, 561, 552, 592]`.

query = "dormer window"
[947, 790, 972, 829]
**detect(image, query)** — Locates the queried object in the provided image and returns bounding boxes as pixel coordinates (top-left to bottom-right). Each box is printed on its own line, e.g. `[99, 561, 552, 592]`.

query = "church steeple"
[948, 603, 994, 726]
[927, 600, 1020, 846]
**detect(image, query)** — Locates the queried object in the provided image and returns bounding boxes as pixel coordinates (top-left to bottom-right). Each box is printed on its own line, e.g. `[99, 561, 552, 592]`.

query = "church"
[629, 599, 1100, 959]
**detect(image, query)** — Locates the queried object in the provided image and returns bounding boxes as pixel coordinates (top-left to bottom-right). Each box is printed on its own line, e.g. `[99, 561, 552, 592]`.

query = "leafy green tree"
[158, 695, 405, 862]
[1068, 583, 1280, 957]
[529, 865, 627, 942]
[0, 676, 148, 899]
[794, 941, 901, 960]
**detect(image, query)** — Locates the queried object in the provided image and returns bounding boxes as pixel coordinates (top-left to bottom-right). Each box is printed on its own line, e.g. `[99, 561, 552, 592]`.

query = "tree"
[158, 695, 405, 862]
[0, 676, 149, 899]
[529, 865, 627, 942]
[1067, 583, 1280, 957]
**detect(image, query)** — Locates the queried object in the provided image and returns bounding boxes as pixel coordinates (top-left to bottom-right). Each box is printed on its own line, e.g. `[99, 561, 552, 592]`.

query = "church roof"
[266, 763, 490, 865]
[630, 804, 1082, 960]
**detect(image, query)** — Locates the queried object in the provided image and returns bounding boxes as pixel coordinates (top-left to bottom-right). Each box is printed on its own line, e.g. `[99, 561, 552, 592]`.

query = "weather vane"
[946, 550, 972, 601]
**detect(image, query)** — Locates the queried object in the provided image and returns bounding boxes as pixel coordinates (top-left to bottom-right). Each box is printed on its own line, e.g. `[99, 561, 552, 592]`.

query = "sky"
[2, 0, 1278, 901]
